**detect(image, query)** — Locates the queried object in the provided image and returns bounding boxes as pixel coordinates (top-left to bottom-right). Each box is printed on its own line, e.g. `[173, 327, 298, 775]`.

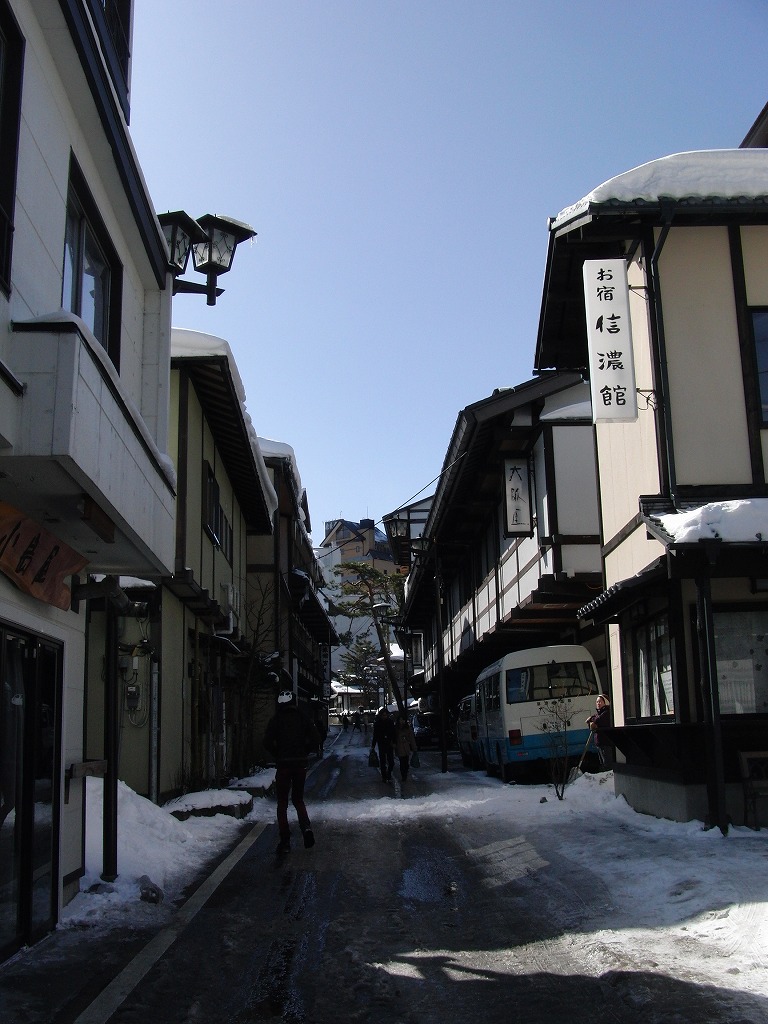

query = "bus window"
[488, 673, 500, 712]
[530, 664, 552, 700]
[505, 667, 530, 704]
[547, 661, 599, 697]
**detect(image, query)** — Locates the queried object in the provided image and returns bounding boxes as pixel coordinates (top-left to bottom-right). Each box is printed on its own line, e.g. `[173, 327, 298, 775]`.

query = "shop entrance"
[0, 628, 62, 959]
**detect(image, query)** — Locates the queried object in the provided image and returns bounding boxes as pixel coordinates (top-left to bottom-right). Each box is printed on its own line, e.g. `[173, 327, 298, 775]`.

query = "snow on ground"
[61, 741, 768, 998]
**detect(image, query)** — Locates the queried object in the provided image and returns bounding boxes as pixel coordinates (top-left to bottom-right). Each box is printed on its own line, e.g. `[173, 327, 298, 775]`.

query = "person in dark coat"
[263, 690, 320, 854]
[586, 694, 611, 767]
[371, 707, 395, 782]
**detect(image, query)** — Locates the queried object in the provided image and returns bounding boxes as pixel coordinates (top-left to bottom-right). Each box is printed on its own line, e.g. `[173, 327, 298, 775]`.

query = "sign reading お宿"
[583, 258, 638, 423]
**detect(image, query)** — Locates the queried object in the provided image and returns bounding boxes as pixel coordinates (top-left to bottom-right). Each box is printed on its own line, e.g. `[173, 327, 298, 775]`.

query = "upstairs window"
[751, 308, 768, 425]
[62, 160, 122, 366]
[0, 1, 23, 296]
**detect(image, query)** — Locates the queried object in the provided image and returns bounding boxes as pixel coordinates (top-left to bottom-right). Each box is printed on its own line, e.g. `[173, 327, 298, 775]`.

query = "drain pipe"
[648, 213, 678, 507]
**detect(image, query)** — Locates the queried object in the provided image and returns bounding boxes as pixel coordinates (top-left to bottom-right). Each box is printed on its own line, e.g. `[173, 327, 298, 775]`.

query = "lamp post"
[158, 211, 256, 305]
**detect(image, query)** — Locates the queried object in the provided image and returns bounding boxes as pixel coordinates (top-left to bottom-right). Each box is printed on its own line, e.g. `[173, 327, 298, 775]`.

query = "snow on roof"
[257, 436, 304, 502]
[655, 499, 768, 544]
[171, 328, 278, 520]
[554, 149, 768, 229]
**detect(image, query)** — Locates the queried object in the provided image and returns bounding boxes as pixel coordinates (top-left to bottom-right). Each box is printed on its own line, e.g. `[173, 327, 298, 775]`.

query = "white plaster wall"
[661, 226, 751, 484]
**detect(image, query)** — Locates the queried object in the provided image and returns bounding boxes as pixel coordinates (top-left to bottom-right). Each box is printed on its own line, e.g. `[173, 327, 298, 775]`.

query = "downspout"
[648, 213, 678, 506]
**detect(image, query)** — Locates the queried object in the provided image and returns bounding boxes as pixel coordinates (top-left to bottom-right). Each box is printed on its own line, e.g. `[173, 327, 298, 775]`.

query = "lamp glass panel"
[193, 228, 237, 274]
[163, 224, 191, 273]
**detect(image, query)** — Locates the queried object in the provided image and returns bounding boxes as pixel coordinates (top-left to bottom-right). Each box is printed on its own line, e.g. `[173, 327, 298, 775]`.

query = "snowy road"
[97, 743, 768, 1024]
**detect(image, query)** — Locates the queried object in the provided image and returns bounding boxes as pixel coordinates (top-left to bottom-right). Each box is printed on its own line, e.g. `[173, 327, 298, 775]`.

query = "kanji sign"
[504, 459, 532, 536]
[583, 258, 638, 423]
[0, 502, 88, 610]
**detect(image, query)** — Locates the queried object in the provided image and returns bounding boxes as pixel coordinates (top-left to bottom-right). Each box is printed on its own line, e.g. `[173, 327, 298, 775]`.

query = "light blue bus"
[474, 644, 600, 781]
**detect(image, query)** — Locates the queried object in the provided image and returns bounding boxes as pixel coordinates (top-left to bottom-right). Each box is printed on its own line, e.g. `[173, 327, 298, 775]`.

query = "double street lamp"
[158, 211, 256, 306]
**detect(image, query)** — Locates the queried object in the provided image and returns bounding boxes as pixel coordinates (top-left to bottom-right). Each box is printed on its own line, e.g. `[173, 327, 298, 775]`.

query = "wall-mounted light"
[158, 211, 256, 306]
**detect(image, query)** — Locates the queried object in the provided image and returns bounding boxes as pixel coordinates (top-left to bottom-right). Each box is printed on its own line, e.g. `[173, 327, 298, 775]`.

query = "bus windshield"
[505, 661, 598, 704]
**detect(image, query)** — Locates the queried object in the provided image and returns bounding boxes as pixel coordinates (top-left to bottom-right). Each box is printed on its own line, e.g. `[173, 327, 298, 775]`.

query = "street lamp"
[158, 211, 256, 306]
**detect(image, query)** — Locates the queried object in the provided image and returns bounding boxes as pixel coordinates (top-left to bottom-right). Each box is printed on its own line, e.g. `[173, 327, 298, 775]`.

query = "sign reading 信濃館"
[583, 258, 638, 423]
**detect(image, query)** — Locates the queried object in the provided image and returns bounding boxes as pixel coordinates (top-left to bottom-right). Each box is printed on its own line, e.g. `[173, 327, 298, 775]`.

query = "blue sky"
[130, 0, 768, 541]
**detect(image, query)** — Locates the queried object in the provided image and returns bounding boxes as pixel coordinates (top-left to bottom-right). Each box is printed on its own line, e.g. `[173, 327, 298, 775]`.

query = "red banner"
[0, 501, 89, 610]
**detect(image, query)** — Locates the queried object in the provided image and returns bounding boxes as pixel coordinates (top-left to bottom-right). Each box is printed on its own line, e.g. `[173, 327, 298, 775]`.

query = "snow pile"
[61, 778, 246, 925]
[657, 498, 768, 543]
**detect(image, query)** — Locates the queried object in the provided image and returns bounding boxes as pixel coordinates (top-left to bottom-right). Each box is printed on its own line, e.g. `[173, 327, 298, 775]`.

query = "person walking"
[263, 690, 320, 854]
[371, 707, 395, 782]
[586, 694, 612, 767]
[393, 710, 418, 785]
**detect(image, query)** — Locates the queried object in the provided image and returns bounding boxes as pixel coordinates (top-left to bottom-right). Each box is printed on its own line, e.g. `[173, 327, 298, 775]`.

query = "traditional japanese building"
[386, 374, 605, 716]
[536, 149, 768, 829]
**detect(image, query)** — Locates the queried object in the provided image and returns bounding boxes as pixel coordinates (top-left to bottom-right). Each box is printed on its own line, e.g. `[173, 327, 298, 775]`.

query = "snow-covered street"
[3, 732, 767, 1022]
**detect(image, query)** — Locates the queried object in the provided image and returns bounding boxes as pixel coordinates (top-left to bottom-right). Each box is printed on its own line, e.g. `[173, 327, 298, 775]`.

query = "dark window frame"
[622, 606, 675, 723]
[62, 158, 122, 368]
[749, 307, 768, 427]
[0, 0, 23, 297]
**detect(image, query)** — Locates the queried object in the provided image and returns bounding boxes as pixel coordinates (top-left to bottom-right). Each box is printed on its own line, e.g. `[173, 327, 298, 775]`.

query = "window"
[0, 1, 23, 296]
[714, 607, 768, 714]
[623, 610, 674, 720]
[203, 463, 221, 545]
[203, 462, 233, 564]
[751, 309, 768, 425]
[506, 661, 598, 704]
[62, 160, 122, 365]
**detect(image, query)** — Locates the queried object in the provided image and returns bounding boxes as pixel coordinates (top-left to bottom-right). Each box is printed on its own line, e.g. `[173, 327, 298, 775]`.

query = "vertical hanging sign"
[583, 258, 638, 423]
[504, 459, 532, 536]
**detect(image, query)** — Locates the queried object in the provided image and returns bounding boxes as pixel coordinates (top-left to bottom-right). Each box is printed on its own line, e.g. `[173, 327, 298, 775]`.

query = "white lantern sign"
[583, 258, 638, 423]
[504, 459, 532, 537]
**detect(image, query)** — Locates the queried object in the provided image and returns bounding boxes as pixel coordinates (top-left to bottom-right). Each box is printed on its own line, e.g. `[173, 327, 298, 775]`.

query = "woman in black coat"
[586, 694, 611, 767]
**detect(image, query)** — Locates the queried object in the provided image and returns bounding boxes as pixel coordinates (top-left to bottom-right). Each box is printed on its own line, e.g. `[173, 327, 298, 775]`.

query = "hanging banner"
[504, 459, 533, 536]
[0, 501, 88, 610]
[583, 258, 638, 422]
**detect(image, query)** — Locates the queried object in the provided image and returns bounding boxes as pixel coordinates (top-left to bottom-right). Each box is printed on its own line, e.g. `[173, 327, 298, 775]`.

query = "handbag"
[368, 747, 379, 768]
[410, 750, 420, 768]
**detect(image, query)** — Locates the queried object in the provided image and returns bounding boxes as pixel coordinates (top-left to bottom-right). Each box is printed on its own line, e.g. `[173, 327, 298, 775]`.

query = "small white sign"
[583, 258, 638, 422]
[504, 459, 532, 536]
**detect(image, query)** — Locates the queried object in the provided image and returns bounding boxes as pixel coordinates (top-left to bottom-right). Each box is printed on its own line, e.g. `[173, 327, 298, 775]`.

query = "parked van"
[474, 644, 600, 781]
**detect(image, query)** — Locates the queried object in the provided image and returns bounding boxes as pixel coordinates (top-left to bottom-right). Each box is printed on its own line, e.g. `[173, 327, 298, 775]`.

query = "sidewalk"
[0, 735, 349, 1024]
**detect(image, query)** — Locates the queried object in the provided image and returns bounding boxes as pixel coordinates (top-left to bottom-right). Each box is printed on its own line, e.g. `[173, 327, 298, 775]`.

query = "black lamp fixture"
[158, 211, 256, 306]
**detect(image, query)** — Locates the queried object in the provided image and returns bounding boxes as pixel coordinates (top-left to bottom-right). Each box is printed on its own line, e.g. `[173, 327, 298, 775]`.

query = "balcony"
[5, 315, 175, 577]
